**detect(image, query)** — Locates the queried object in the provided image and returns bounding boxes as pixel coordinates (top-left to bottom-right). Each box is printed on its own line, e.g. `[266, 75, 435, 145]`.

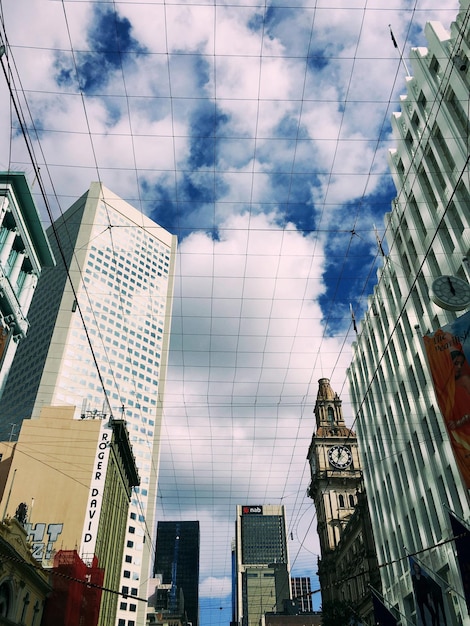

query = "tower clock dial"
[328, 445, 352, 469]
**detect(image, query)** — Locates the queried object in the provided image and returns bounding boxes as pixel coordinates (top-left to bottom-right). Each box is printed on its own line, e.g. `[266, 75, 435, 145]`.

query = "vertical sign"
[80, 421, 111, 556]
[423, 310, 470, 488]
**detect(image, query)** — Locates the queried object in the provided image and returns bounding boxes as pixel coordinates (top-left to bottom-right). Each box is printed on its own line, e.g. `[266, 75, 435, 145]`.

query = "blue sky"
[0, 0, 461, 622]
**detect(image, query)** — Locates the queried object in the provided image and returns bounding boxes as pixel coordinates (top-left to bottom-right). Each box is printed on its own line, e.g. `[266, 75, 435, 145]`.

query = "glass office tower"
[154, 521, 200, 626]
[234, 505, 290, 626]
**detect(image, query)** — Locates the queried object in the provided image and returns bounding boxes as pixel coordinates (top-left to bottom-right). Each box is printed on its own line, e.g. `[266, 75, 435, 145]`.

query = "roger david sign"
[80, 422, 111, 555]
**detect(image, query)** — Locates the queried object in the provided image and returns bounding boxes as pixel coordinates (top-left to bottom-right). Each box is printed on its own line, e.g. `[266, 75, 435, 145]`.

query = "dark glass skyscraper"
[154, 521, 200, 626]
[234, 505, 291, 626]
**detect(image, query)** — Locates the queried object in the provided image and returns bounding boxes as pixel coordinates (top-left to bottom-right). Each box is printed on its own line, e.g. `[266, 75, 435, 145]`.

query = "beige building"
[0, 516, 51, 625]
[0, 405, 139, 625]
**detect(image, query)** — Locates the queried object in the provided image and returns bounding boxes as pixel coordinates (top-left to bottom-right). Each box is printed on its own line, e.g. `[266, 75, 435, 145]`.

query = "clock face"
[430, 275, 470, 311]
[328, 445, 352, 469]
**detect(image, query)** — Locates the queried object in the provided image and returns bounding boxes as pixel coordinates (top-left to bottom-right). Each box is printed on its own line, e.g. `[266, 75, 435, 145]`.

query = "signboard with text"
[80, 421, 111, 555]
[242, 506, 263, 515]
[423, 310, 470, 488]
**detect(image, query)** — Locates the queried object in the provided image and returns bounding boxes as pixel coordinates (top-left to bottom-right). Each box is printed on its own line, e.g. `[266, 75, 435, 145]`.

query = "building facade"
[347, 3, 470, 624]
[307, 379, 362, 557]
[290, 577, 312, 613]
[153, 521, 200, 626]
[234, 505, 291, 626]
[306, 379, 379, 625]
[0, 405, 139, 626]
[0, 172, 55, 401]
[0, 516, 51, 625]
[262, 612, 322, 626]
[0, 182, 177, 626]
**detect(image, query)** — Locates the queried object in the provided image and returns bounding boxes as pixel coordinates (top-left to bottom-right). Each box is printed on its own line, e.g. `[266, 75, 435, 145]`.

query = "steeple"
[314, 378, 353, 437]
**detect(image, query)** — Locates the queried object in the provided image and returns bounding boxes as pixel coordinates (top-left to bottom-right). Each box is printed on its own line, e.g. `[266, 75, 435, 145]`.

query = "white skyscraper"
[347, 3, 470, 625]
[0, 182, 177, 626]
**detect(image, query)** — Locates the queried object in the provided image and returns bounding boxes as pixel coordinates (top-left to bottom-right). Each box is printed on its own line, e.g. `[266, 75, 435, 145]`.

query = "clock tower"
[306, 378, 362, 555]
[306, 379, 380, 620]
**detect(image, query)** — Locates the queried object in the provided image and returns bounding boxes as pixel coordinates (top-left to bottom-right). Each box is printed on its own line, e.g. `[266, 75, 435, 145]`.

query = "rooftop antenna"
[389, 25, 411, 77]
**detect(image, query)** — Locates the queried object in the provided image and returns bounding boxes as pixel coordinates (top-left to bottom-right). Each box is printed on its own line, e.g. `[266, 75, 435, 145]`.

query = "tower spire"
[314, 378, 352, 436]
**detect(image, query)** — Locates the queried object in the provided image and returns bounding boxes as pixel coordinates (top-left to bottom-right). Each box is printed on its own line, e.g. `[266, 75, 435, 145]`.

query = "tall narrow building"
[153, 521, 200, 626]
[307, 379, 379, 624]
[234, 505, 291, 626]
[347, 3, 470, 624]
[0, 182, 177, 626]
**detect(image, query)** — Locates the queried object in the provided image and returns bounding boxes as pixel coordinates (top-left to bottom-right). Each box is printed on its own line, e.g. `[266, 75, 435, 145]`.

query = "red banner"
[423, 311, 470, 488]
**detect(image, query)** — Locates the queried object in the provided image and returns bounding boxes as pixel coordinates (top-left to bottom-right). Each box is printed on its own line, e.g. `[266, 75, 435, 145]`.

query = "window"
[447, 87, 468, 133]
[20, 592, 30, 623]
[433, 125, 455, 172]
[409, 194, 427, 238]
[405, 130, 414, 149]
[430, 55, 440, 75]
[338, 494, 345, 507]
[447, 192, 465, 236]
[419, 166, 438, 210]
[426, 148, 446, 190]
[327, 406, 334, 423]
[32, 600, 40, 626]
[418, 90, 427, 111]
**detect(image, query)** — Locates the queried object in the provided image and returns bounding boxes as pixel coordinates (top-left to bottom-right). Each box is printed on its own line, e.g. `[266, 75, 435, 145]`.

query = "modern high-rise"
[234, 505, 291, 626]
[153, 521, 200, 626]
[347, 3, 470, 624]
[290, 578, 312, 613]
[0, 182, 177, 626]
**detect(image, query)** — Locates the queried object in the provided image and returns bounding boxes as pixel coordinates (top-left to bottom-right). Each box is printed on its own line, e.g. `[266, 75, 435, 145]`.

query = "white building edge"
[347, 2, 470, 624]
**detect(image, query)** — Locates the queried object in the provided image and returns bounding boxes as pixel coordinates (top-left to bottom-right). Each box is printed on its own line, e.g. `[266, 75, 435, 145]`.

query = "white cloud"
[200, 577, 232, 599]
[0, 0, 461, 619]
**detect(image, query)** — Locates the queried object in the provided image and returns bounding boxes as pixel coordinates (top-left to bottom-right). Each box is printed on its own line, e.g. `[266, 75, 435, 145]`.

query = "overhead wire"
[0, 1, 465, 622]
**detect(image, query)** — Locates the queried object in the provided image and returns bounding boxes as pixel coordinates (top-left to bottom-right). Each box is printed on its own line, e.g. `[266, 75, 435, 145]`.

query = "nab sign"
[242, 505, 263, 515]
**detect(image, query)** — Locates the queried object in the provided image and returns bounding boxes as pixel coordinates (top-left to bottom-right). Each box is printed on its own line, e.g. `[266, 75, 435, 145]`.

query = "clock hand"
[447, 276, 456, 296]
